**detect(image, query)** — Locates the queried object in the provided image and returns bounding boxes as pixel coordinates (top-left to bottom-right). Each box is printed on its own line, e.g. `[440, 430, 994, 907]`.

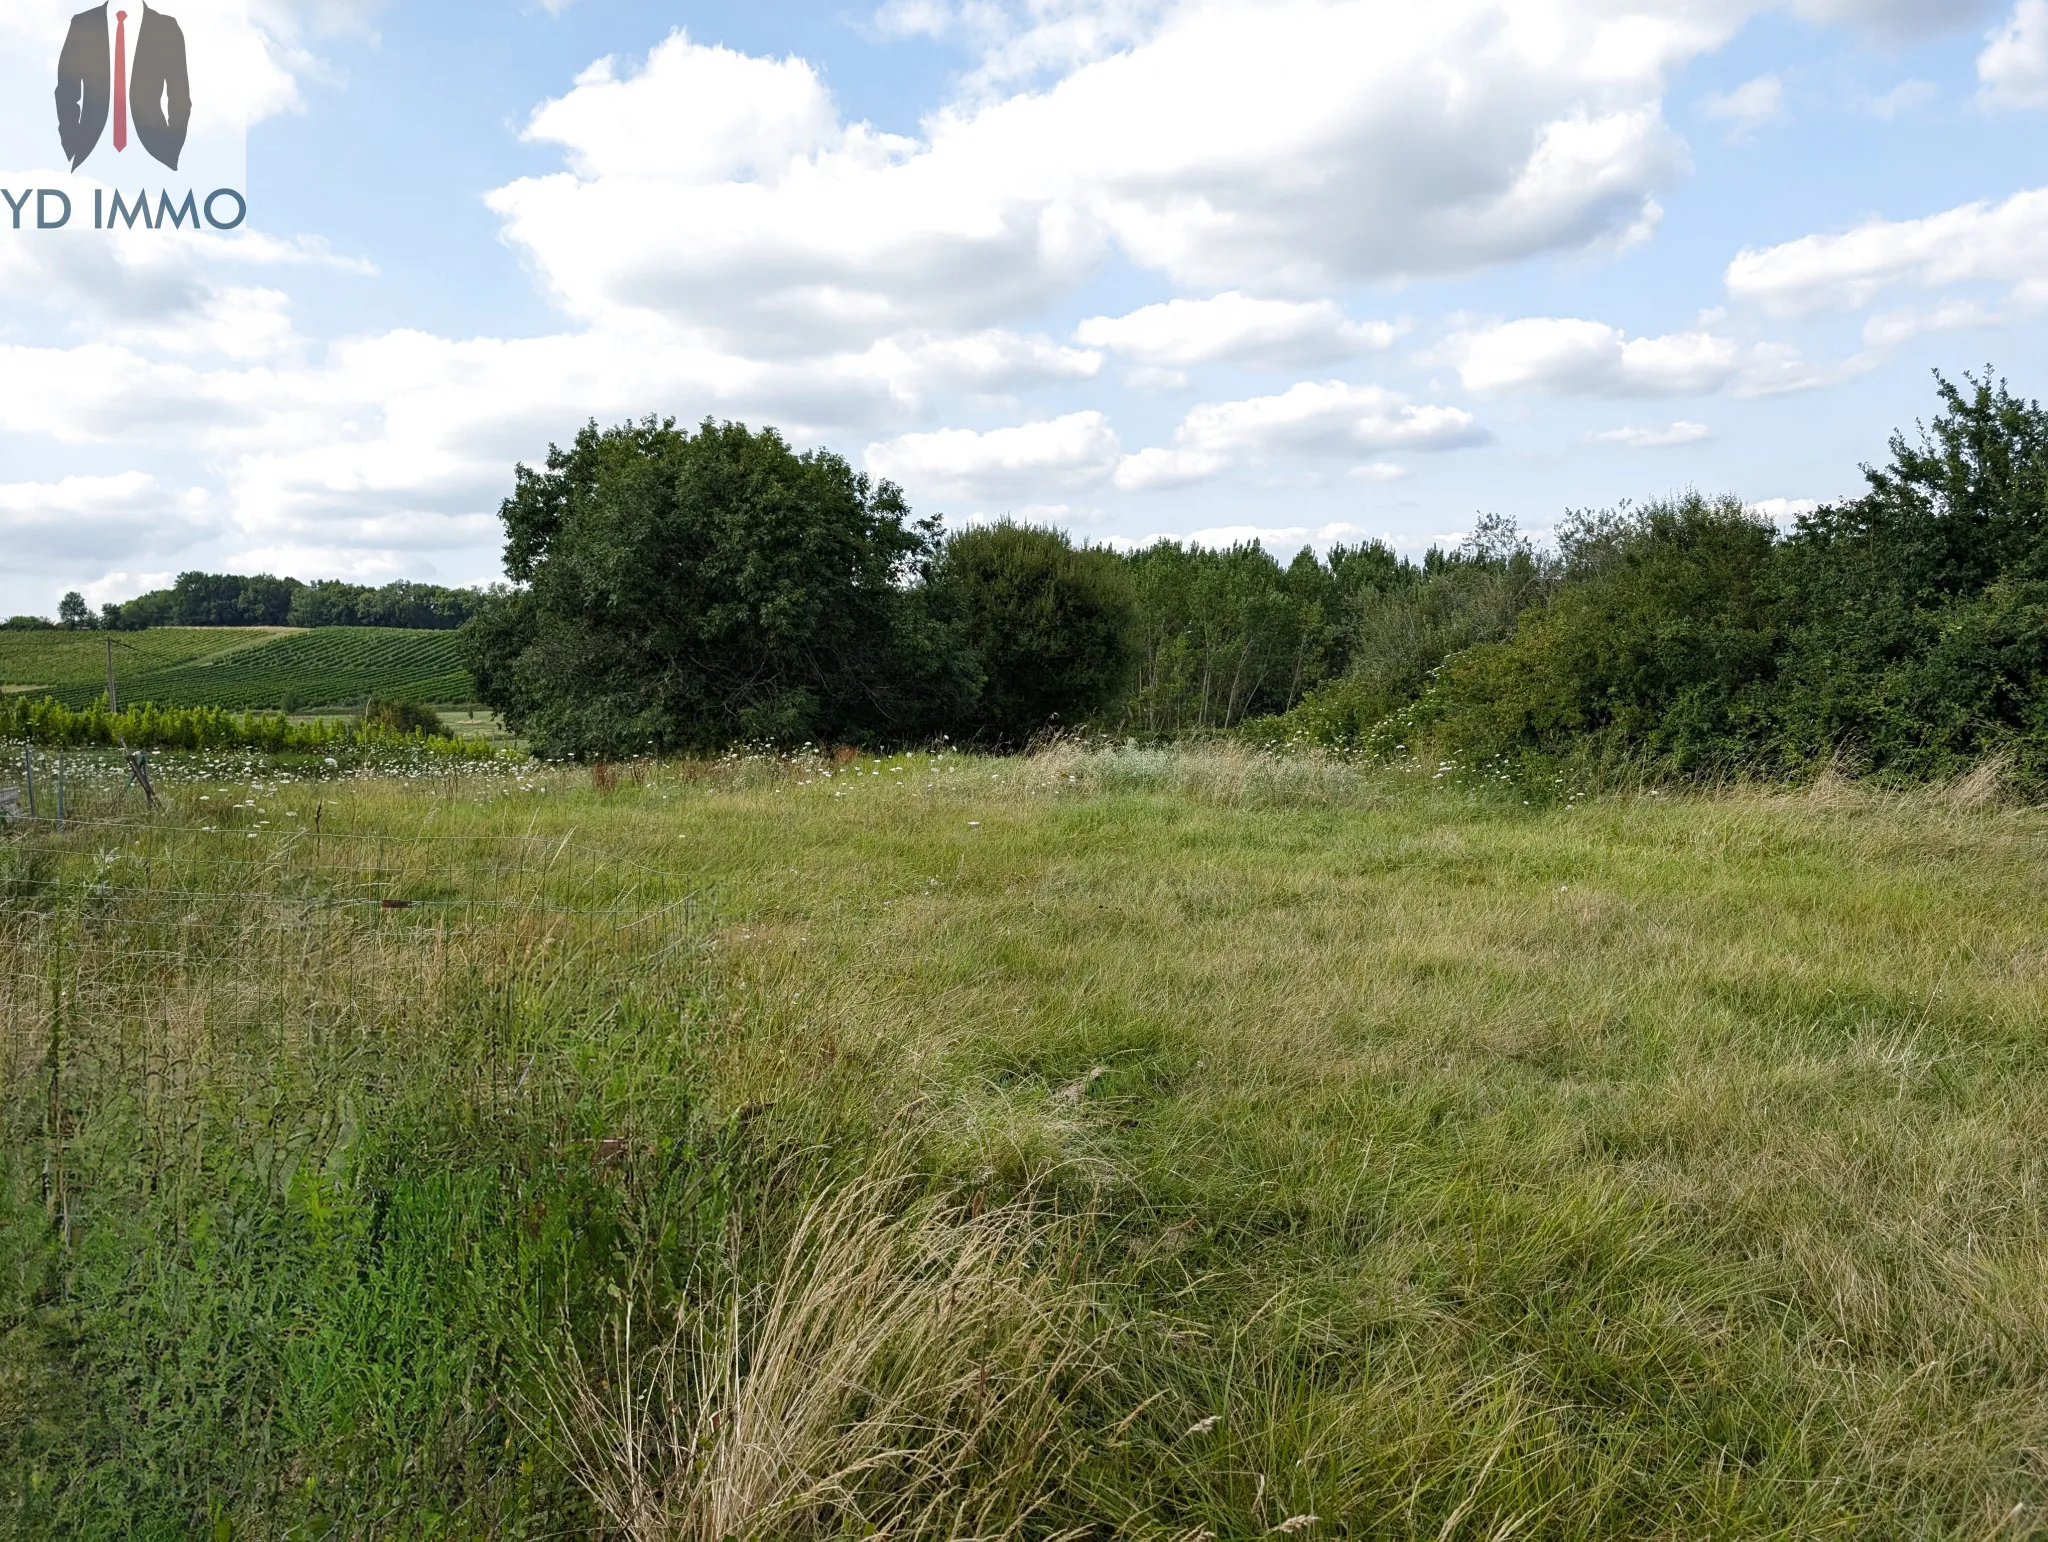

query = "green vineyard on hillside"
[0, 627, 472, 710]
[0, 627, 287, 692]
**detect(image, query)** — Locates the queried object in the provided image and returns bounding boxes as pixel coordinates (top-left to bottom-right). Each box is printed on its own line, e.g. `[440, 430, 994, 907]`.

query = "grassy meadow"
[4, 746, 2048, 1538]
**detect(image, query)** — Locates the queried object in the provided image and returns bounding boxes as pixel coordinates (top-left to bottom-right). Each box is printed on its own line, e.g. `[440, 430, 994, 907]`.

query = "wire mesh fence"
[0, 769, 728, 1192]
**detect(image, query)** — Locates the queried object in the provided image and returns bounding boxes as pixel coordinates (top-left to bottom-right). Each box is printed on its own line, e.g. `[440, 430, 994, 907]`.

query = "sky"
[2, 0, 2045, 617]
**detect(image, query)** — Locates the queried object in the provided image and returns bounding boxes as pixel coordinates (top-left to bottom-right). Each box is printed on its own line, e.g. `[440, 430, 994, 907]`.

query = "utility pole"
[105, 636, 118, 715]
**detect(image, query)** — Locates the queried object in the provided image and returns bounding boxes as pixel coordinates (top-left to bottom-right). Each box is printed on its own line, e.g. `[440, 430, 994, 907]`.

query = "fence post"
[55, 757, 65, 828]
[23, 748, 35, 820]
[46, 911, 67, 1243]
[127, 749, 156, 810]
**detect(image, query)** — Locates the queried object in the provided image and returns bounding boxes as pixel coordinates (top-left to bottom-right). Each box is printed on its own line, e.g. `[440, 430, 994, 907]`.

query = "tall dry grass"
[532, 1177, 1092, 1542]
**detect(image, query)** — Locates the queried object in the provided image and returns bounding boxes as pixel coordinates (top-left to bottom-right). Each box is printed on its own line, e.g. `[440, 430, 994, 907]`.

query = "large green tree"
[466, 417, 968, 757]
[926, 522, 1137, 746]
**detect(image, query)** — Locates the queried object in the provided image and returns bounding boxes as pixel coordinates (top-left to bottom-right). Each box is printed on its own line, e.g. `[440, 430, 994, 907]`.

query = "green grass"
[4, 746, 2048, 1537]
[0, 627, 471, 710]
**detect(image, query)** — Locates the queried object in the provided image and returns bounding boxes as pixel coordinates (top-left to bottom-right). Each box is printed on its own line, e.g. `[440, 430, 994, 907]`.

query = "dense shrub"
[359, 698, 452, 738]
[1420, 496, 1778, 773]
[927, 523, 1138, 745]
[1763, 373, 2048, 776]
[1247, 372, 2048, 788]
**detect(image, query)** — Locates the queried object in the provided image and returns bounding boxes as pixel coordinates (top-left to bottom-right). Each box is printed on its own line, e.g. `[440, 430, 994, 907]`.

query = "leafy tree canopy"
[468, 417, 967, 757]
[927, 522, 1138, 746]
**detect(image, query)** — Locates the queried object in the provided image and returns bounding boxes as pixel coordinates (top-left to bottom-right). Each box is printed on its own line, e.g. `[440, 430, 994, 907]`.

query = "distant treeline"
[463, 416, 1413, 756]
[470, 372, 2048, 784]
[43, 572, 488, 631]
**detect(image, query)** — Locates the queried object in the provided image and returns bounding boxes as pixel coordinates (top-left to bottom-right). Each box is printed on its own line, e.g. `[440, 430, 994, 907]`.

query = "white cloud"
[870, 0, 1170, 90]
[0, 308, 1125, 557]
[488, 4, 1716, 353]
[1701, 74, 1787, 135]
[1980, 2, 2048, 108]
[0, 324, 908, 589]
[1171, 380, 1486, 457]
[1746, 496, 1822, 523]
[1121, 366, 1190, 391]
[865, 412, 1123, 502]
[118, 288, 302, 364]
[1111, 380, 1480, 491]
[0, 223, 368, 376]
[1861, 298, 2004, 346]
[1733, 341, 1878, 396]
[867, 329, 1104, 394]
[894, 0, 1993, 87]
[1074, 292, 1400, 370]
[1444, 316, 1860, 398]
[1445, 318, 1741, 396]
[1110, 379, 1484, 491]
[242, 0, 380, 122]
[1587, 420, 1714, 446]
[1726, 187, 2048, 314]
[0, 471, 161, 519]
[0, 474, 211, 570]
[1860, 79, 1937, 117]
[1111, 445, 1229, 491]
[80, 571, 177, 608]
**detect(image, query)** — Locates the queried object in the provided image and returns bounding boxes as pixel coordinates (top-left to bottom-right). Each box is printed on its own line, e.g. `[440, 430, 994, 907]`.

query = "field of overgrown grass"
[5, 745, 2048, 1539]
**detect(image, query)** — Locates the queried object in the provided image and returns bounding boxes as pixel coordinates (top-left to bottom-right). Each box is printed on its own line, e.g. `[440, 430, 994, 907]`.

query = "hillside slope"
[0, 627, 471, 709]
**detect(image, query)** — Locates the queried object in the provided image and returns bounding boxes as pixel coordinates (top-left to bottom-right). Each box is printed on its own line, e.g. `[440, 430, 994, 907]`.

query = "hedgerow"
[0, 695, 494, 757]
